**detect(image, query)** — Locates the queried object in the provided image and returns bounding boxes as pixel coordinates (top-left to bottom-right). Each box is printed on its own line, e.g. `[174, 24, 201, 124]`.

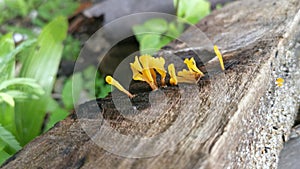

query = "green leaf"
[0, 150, 11, 165]
[143, 18, 168, 34]
[175, 0, 211, 24]
[0, 103, 16, 137]
[185, 0, 210, 24]
[0, 37, 36, 82]
[0, 93, 14, 107]
[0, 124, 21, 153]
[20, 16, 67, 92]
[37, 0, 79, 26]
[140, 34, 162, 55]
[15, 16, 68, 145]
[4, 90, 41, 100]
[62, 73, 83, 110]
[0, 78, 43, 93]
[132, 25, 149, 42]
[0, 33, 15, 82]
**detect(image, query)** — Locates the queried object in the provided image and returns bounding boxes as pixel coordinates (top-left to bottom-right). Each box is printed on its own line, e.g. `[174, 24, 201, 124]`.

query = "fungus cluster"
[105, 45, 224, 98]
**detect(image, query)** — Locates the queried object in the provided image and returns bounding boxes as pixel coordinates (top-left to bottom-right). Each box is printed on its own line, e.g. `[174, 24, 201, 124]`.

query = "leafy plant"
[32, 0, 79, 27]
[133, 0, 211, 53]
[0, 17, 68, 165]
[0, 0, 78, 25]
[0, 32, 45, 163]
[174, 0, 210, 24]
[60, 66, 111, 112]
[0, 124, 21, 165]
[0, 0, 80, 61]
[15, 16, 68, 145]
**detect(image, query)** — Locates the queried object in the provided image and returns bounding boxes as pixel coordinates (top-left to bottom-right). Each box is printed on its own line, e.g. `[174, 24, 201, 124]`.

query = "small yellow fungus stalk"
[168, 64, 178, 85]
[214, 45, 225, 71]
[105, 75, 134, 98]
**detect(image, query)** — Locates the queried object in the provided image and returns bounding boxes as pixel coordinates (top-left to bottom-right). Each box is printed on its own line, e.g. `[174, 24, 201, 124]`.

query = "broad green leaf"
[0, 39, 36, 78]
[0, 124, 21, 153]
[132, 25, 149, 42]
[174, 0, 189, 18]
[157, 36, 173, 49]
[174, 0, 210, 24]
[144, 18, 168, 34]
[0, 149, 11, 165]
[166, 22, 184, 38]
[0, 103, 15, 136]
[0, 33, 14, 82]
[0, 93, 14, 107]
[184, 0, 210, 24]
[140, 34, 162, 55]
[15, 16, 68, 145]
[62, 73, 83, 110]
[20, 16, 67, 93]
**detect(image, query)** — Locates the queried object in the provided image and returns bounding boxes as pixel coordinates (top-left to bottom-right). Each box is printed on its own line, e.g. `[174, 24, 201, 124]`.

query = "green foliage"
[174, 0, 210, 24]
[0, 0, 78, 25]
[62, 35, 81, 61]
[0, 32, 44, 164]
[0, 0, 29, 24]
[32, 0, 79, 27]
[0, 0, 81, 61]
[84, 66, 111, 99]
[0, 18, 69, 164]
[133, 0, 211, 53]
[61, 66, 111, 110]
[15, 16, 68, 145]
[133, 18, 184, 54]
[0, 124, 21, 164]
[44, 97, 69, 131]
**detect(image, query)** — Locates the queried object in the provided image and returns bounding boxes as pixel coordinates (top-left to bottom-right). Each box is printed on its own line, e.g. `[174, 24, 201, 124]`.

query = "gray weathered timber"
[2, 0, 300, 168]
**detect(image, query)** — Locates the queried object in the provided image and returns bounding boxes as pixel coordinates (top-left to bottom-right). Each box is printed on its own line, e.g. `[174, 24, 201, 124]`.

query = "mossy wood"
[2, 0, 300, 168]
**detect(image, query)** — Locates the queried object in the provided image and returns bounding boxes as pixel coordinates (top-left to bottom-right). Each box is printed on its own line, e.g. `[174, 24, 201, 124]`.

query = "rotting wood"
[2, 0, 300, 168]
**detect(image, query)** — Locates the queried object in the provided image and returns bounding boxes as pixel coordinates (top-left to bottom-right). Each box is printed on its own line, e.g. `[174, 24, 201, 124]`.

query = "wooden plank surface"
[2, 0, 300, 168]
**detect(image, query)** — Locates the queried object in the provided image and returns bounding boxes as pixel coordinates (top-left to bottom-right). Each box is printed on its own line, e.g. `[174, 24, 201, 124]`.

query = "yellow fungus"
[214, 45, 225, 71]
[105, 75, 134, 98]
[183, 57, 204, 76]
[139, 55, 155, 84]
[168, 64, 178, 85]
[130, 56, 144, 81]
[149, 57, 167, 86]
[177, 69, 197, 83]
[130, 55, 158, 90]
[276, 78, 284, 87]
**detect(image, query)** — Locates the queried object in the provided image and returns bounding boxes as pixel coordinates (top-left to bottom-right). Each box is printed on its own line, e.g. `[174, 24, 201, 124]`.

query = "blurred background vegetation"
[0, 0, 223, 165]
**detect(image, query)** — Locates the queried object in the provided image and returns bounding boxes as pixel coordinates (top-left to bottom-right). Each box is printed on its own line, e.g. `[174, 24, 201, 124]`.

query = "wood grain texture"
[2, 0, 300, 168]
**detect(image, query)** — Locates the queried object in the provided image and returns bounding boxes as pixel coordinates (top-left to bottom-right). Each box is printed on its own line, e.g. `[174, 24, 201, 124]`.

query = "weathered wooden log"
[2, 0, 300, 168]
